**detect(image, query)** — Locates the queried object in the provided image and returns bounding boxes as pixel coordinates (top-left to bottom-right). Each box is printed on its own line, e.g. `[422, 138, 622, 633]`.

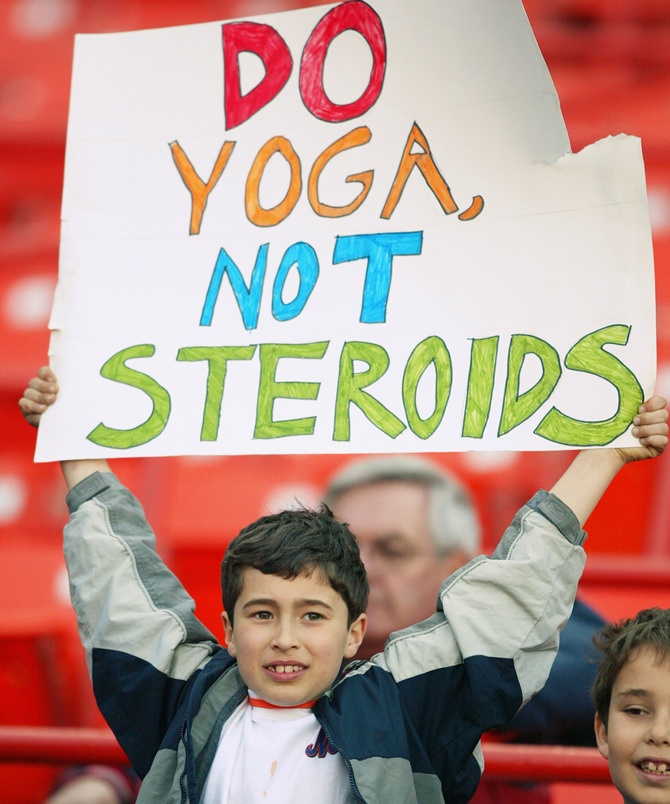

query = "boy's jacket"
[65, 472, 586, 803]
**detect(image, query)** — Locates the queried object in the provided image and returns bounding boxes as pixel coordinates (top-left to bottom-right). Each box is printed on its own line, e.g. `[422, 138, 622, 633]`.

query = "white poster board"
[36, 0, 656, 461]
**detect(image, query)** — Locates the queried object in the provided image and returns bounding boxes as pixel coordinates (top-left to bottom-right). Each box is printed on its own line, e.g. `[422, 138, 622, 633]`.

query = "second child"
[593, 608, 670, 804]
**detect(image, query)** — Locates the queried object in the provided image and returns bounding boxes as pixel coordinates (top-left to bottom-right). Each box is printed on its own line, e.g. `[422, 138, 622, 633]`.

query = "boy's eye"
[304, 612, 324, 621]
[624, 706, 648, 717]
[252, 611, 272, 620]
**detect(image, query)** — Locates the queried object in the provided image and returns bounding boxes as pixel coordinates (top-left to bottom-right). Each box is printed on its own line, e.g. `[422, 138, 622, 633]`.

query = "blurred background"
[1, 0, 669, 801]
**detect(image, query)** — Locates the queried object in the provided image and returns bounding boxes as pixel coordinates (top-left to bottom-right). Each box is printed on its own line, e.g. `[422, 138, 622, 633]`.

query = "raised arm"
[19, 366, 222, 778]
[18, 365, 109, 488]
[550, 395, 668, 526]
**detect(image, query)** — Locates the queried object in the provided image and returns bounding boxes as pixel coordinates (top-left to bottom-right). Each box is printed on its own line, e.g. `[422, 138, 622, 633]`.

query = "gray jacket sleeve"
[64, 471, 219, 686]
[378, 490, 586, 712]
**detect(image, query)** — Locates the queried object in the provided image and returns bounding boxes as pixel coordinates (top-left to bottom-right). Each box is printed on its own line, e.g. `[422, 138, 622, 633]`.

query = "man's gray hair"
[324, 455, 481, 557]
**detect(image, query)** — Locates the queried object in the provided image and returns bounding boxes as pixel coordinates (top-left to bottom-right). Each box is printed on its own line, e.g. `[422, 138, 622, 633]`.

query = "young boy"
[20, 367, 668, 803]
[593, 608, 670, 804]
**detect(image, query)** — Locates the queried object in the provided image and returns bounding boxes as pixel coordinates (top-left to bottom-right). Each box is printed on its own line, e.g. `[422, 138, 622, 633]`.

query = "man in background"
[325, 455, 606, 802]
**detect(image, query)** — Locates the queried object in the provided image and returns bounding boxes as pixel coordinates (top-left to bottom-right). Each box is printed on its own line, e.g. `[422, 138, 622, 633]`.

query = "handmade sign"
[36, 0, 656, 460]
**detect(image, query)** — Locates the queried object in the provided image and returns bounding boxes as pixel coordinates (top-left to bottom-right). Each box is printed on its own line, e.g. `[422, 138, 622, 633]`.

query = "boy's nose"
[270, 619, 299, 651]
[647, 712, 670, 745]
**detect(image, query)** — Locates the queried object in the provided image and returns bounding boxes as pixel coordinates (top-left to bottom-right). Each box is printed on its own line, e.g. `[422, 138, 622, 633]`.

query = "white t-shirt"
[200, 693, 352, 803]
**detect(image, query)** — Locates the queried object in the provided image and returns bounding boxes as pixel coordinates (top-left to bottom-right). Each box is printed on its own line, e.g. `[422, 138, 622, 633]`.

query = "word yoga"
[170, 122, 484, 234]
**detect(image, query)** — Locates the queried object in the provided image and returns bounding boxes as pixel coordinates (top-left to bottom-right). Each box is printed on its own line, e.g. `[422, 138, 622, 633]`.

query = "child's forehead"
[613, 645, 670, 691]
[236, 566, 337, 601]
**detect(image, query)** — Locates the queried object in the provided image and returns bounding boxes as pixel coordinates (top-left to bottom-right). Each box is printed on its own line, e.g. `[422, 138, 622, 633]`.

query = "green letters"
[535, 325, 644, 446]
[498, 335, 561, 437]
[87, 344, 171, 448]
[254, 342, 329, 438]
[86, 325, 645, 450]
[177, 345, 256, 440]
[402, 336, 451, 439]
[334, 341, 406, 440]
[462, 336, 499, 439]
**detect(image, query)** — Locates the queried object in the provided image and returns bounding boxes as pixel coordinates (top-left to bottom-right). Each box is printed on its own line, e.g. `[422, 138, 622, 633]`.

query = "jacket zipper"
[178, 720, 189, 803]
[315, 710, 366, 802]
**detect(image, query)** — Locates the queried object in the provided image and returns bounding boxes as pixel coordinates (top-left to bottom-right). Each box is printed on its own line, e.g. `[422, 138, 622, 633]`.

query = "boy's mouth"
[264, 662, 307, 680]
[638, 760, 670, 776]
[266, 663, 305, 674]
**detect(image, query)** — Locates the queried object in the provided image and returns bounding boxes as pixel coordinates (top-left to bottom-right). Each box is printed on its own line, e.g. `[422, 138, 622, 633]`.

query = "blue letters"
[200, 231, 423, 330]
[332, 231, 423, 323]
[200, 244, 269, 330]
[272, 241, 319, 321]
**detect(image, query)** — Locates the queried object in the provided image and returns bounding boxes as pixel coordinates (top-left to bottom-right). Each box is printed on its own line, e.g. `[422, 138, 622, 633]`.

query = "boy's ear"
[344, 613, 367, 659]
[594, 712, 609, 760]
[222, 611, 236, 657]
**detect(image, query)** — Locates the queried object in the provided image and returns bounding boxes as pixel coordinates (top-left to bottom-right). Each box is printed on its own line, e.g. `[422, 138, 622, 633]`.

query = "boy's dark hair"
[221, 505, 369, 626]
[592, 607, 670, 727]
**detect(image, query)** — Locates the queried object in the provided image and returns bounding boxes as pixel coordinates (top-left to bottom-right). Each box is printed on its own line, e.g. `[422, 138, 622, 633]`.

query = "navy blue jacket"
[65, 473, 586, 803]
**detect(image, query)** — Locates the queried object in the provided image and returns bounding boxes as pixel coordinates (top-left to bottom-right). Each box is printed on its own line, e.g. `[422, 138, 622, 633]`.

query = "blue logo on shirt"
[305, 728, 338, 758]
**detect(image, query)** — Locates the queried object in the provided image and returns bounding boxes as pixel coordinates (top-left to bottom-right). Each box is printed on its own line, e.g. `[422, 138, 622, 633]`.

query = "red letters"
[222, 22, 293, 130]
[222, 1, 386, 130]
[300, 1, 386, 122]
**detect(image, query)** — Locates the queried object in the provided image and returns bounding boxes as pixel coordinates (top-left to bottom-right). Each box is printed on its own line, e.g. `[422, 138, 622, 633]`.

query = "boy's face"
[222, 567, 366, 707]
[595, 646, 670, 803]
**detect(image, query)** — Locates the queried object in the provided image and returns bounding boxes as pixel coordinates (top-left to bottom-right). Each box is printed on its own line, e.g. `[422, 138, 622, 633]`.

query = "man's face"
[595, 646, 670, 804]
[223, 567, 366, 706]
[331, 480, 468, 657]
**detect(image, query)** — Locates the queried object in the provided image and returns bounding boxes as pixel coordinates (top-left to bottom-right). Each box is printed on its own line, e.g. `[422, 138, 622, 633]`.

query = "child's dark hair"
[221, 505, 369, 626]
[592, 607, 670, 727]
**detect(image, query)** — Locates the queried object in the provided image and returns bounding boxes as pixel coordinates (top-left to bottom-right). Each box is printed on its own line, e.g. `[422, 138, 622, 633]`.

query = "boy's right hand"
[19, 365, 59, 428]
[19, 366, 111, 489]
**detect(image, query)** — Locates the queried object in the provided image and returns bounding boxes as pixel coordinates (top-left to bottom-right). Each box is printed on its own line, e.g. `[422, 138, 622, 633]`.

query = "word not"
[201, 230, 424, 329]
[86, 324, 643, 450]
[170, 122, 484, 234]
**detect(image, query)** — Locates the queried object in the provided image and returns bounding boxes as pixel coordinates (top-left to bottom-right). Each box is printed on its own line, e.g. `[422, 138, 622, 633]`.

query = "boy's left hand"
[619, 395, 669, 464]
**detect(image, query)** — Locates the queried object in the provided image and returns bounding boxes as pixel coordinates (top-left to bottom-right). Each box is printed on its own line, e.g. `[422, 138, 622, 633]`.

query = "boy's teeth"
[640, 761, 670, 774]
[273, 665, 301, 673]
